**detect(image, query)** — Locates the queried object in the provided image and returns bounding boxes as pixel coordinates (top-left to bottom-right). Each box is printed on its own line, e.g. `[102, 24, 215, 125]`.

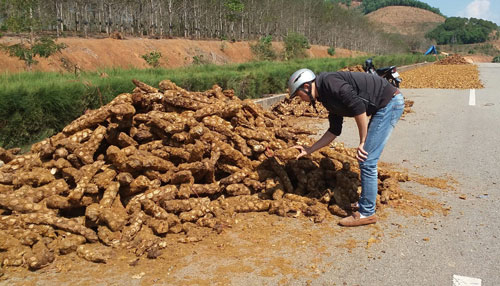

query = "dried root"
[0, 79, 411, 271]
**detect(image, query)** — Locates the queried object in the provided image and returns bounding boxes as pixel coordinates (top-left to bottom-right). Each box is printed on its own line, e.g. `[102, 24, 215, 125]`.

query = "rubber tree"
[0, 0, 65, 70]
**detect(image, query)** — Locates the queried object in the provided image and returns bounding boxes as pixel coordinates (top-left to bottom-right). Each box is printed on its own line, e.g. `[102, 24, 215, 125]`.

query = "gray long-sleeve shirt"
[315, 71, 397, 136]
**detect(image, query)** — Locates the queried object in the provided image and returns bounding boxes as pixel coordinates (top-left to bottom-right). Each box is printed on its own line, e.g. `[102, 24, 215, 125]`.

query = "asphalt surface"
[311, 63, 500, 285]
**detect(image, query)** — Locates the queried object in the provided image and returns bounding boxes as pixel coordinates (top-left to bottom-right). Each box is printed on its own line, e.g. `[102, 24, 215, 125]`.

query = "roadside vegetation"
[328, 47, 336, 56]
[282, 33, 311, 61]
[141, 50, 163, 68]
[250, 36, 277, 61]
[0, 54, 437, 148]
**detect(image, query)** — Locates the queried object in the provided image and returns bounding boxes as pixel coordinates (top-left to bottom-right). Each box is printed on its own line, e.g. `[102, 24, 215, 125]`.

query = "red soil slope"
[0, 37, 364, 73]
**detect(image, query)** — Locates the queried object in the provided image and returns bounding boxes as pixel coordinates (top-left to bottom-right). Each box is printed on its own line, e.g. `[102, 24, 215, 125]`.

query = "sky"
[423, 0, 500, 25]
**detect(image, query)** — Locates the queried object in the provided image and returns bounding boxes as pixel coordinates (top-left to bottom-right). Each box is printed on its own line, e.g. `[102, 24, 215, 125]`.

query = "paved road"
[312, 63, 500, 285]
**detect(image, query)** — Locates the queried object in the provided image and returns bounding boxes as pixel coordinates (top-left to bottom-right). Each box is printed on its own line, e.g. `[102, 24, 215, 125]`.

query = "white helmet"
[288, 68, 316, 98]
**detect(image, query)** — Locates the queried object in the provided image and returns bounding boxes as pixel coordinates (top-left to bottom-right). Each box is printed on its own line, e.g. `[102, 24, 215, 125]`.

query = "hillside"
[0, 37, 363, 74]
[494, 39, 500, 50]
[366, 6, 445, 36]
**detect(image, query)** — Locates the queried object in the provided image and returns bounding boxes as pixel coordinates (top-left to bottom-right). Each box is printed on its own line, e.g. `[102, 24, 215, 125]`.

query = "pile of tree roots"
[0, 79, 408, 270]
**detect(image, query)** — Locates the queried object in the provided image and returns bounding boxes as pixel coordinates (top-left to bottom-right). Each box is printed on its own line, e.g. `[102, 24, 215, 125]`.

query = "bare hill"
[366, 6, 445, 36]
[0, 37, 364, 73]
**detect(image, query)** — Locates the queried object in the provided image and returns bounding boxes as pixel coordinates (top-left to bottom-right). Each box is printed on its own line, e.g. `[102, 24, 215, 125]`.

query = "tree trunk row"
[0, 0, 404, 54]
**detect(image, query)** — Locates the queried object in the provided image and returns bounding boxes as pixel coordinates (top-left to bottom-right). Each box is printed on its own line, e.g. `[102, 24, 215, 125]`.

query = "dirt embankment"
[0, 37, 363, 73]
[366, 6, 445, 36]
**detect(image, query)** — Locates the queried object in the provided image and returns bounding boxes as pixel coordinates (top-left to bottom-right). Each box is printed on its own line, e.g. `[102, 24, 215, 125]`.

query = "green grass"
[0, 54, 437, 148]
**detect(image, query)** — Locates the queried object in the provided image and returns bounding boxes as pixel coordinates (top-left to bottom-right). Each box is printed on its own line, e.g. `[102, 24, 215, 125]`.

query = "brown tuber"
[0, 78, 413, 271]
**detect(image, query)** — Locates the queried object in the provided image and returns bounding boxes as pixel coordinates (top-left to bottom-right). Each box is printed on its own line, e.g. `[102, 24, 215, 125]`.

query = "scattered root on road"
[401, 54, 484, 89]
[0, 79, 449, 272]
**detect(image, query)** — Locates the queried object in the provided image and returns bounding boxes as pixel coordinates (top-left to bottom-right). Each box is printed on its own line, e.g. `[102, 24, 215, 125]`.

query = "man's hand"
[293, 145, 310, 160]
[356, 142, 368, 162]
